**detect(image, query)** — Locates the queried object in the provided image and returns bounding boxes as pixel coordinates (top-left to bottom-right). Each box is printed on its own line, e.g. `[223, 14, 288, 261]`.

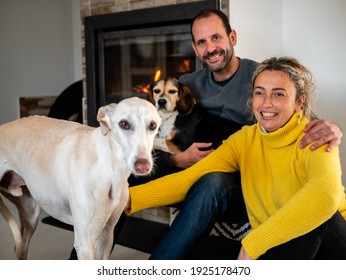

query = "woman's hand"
[237, 246, 254, 260]
[124, 196, 131, 214]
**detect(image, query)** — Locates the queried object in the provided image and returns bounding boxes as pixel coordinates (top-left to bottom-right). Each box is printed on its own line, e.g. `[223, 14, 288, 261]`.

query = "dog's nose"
[134, 158, 151, 174]
[157, 99, 167, 109]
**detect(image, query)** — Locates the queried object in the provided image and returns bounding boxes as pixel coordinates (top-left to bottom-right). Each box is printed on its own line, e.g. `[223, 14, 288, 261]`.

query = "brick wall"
[80, 0, 228, 16]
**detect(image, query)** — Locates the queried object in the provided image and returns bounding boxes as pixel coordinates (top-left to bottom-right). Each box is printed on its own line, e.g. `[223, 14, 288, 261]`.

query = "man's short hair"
[191, 9, 232, 42]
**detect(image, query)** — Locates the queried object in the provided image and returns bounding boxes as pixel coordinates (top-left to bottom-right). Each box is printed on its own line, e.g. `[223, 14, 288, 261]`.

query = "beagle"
[147, 78, 243, 154]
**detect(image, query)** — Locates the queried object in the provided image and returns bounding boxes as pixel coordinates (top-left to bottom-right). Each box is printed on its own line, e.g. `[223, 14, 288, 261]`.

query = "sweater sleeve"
[128, 135, 241, 214]
[242, 145, 344, 259]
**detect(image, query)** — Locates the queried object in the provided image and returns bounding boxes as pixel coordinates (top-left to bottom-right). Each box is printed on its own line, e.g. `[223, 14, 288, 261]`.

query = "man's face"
[191, 14, 236, 73]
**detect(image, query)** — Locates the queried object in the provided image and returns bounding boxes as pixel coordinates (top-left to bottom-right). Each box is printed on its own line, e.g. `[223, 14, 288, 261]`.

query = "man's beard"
[200, 48, 233, 72]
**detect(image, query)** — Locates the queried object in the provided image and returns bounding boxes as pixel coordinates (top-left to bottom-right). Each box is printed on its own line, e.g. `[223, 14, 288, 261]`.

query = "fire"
[154, 69, 161, 81]
[180, 59, 191, 72]
[132, 69, 162, 93]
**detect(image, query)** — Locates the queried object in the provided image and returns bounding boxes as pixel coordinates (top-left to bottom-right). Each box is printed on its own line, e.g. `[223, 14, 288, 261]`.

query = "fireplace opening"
[85, 0, 220, 126]
[103, 24, 196, 103]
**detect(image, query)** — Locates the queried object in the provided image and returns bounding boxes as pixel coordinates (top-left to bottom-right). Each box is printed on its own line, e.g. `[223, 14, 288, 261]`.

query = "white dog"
[0, 97, 161, 260]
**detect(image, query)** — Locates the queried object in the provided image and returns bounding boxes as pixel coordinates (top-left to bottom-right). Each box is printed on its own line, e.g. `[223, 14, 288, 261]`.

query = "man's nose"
[206, 39, 217, 53]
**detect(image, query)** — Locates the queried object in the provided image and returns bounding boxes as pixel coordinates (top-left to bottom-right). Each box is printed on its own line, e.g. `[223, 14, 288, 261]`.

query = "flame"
[133, 84, 150, 93]
[177, 59, 191, 73]
[154, 69, 161, 82]
[132, 68, 162, 93]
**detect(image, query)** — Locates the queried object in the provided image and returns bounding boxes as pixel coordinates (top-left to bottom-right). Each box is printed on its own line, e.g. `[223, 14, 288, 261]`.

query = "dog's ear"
[97, 103, 117, 135]
[146, 81, 157, 105]
[176, 83, 196, 115]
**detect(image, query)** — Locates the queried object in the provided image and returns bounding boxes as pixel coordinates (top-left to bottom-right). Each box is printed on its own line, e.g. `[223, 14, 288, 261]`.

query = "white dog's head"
[97, 97, 161, 176]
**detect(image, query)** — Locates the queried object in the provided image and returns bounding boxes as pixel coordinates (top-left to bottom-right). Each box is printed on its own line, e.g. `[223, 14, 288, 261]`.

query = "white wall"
[0, 0, 82, 124]
[72, 0, 83, 80]
[230, 0, 346, 182]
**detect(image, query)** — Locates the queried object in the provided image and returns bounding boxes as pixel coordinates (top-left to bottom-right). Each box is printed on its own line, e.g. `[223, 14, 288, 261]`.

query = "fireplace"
[84, 0, 220, 127]
[103, 25, 194, 99]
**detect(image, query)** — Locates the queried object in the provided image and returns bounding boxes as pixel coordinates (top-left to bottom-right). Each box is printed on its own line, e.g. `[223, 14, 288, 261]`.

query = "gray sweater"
[179, 58, 259, 126]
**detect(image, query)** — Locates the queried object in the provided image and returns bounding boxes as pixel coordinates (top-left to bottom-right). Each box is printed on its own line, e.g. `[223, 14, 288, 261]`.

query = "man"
[148, 9, 343, 259]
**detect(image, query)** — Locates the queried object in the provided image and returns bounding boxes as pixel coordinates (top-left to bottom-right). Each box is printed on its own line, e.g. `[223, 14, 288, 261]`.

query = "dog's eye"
[119, 120, 130, 130]
[149, 121, 157, 131]
[168, 89, 178, 94]
[153, 89, 161, 94]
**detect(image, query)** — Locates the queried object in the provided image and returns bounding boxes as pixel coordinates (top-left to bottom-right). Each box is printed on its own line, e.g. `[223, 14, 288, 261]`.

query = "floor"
[0, 199, 150, 260]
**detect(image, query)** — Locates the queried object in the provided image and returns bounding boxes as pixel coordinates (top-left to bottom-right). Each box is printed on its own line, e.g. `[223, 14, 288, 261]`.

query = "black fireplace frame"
[84, 0, 220, 127]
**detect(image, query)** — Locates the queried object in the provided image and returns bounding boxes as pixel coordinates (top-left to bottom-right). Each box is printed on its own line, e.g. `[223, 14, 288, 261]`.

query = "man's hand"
[300, 119, 343, 152]
[170, 142, 213, 169]
[237, 246, 254, 260]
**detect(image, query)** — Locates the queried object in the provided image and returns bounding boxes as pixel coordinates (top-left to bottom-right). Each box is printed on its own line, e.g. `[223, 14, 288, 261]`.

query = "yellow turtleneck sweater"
[128, 112, 346, 259]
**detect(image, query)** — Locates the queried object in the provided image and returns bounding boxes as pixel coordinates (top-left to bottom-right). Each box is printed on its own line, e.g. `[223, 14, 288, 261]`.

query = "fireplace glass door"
[100, 24, 199, 104]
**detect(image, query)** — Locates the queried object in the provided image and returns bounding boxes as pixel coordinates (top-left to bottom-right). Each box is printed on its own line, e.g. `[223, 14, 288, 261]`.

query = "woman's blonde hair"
[248, 56, 316, 120]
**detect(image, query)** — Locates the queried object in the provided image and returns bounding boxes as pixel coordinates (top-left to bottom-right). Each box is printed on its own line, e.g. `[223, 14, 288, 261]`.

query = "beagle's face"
[150, 79, 181, 112]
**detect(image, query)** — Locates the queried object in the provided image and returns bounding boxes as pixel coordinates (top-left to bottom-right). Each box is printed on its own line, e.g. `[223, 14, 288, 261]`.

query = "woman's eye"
[275, 92, 285, 97]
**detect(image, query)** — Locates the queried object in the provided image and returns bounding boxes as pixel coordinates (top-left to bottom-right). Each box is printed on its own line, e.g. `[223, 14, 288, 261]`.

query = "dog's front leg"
[73, 221, 99, 260]
[96, 187, 129, 260]
[72, 196, 123, 259]
[154, 138, 181, 154]
[95, 207, 123, 260]
[71, 200, 101, 259]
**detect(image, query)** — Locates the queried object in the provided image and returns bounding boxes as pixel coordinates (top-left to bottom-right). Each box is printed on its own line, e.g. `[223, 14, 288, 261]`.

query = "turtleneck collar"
[258, 111, 308, 149]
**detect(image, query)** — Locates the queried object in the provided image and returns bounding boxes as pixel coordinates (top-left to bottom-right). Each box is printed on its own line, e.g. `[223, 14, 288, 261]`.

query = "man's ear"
[97, 103, 117, 135]
[191, 41, 198, 57]
[229, 29, 237, 46]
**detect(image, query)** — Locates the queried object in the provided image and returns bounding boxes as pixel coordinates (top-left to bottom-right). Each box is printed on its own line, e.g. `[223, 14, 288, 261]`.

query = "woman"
[126, 57, 346, 259]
